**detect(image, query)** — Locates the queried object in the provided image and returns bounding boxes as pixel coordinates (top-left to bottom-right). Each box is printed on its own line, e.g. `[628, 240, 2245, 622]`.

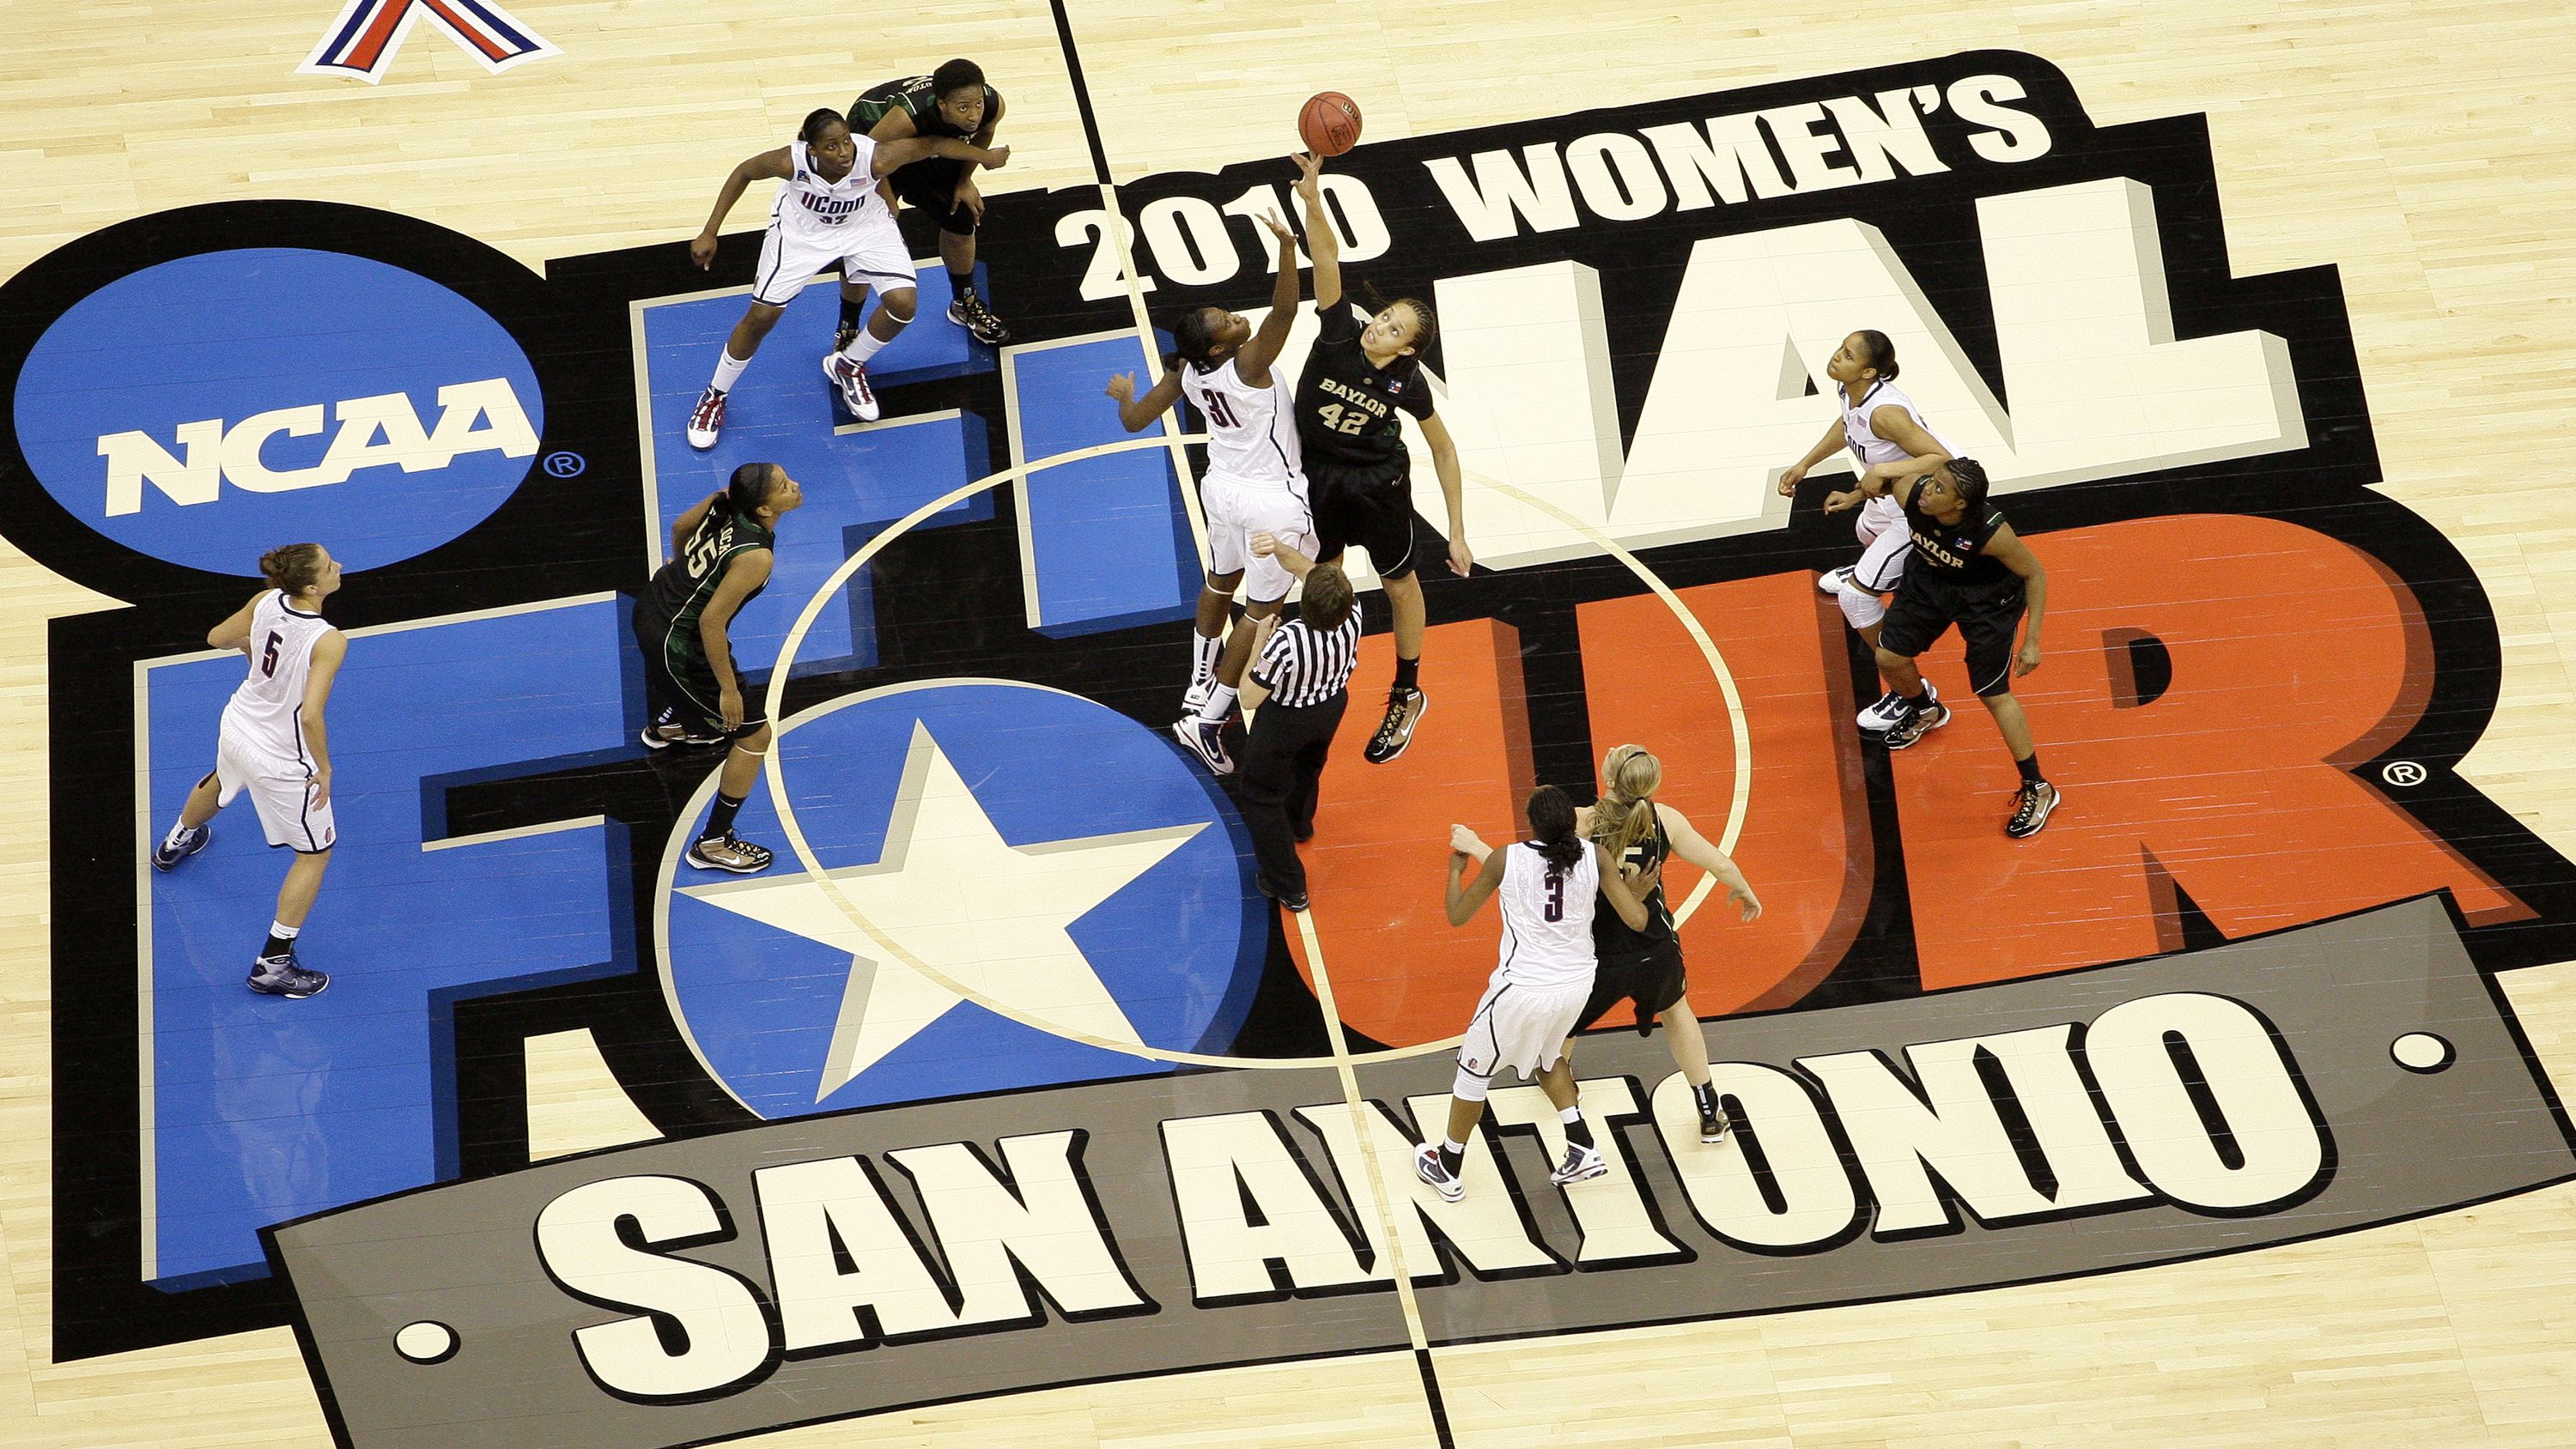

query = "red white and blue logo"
[301, 0, 559, 85]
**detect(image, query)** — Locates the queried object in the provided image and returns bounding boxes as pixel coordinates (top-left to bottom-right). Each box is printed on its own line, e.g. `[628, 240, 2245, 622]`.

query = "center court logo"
[658, 681, 1267, 1118]
[10, 247, 541, 574]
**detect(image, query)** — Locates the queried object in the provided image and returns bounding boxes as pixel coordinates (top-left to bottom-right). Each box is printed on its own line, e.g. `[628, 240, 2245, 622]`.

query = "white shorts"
[752, 215, 917, 306]
[1455, 973, 1593, 1082]
[1202, 473, 1316, 604]
[1850, 494, 1911, 592]
[216, 727, 337, 853]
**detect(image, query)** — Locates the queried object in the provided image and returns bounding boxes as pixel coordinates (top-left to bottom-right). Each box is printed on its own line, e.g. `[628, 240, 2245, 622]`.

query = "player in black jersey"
[1291, 154, 1471, 766]
[849, 59, 1011, 345]
[1571, 744, 1761, 1143]
[635, 462, 806, 873]
[1826, 457, 2060, 838]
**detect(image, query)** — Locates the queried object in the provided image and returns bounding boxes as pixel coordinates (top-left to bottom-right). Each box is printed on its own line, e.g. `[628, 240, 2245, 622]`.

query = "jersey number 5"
[259, 630, 283, 678]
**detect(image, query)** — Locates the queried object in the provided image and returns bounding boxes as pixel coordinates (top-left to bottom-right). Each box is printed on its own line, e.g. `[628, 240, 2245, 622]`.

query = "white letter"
[1423, 145, 1579, 242]
[318, 391, 439, 483]
[1163, 1112, 1374, 1303]
[1759, 102, 1863, 193]
[426, 377, 540, 464]
[1637, 114, 1793, 209]
[99, 419, 223, 517]
[1294, 1099, 1559, 1282]
[753, 1155, 960, 1352]
[218, 405, 334, 494]
[535, 1176, 771, 1400]
[1139, 197, 1238, 287]
[1949, 75, 2053, 162]
[1661, 1064, 1860, 1250]
[1490, 1078, 1686, 1264]
[1565, 133, 1668, 221]
[887, 1131, 1149, 1325]
[1823, 89, 1949, 183]
[2086, 993, 2328, 1211]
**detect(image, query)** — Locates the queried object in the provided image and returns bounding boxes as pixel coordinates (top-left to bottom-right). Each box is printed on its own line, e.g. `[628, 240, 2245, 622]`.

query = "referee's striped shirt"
[1250, 611, 1362, 707]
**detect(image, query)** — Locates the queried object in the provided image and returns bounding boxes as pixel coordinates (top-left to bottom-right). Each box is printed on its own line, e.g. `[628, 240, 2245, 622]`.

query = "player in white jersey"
[1414, 787, 1655, 1203]
[1109, 167, 1324, 774]
[149, 544, 349, 999]
[1775, 330, 1962, 732]
[684, 109, 1011, 446]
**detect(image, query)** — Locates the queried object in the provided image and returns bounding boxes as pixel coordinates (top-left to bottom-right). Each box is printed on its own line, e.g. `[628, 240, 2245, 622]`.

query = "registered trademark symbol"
[544, 451, 586, 478]
[2381, 761, 2427, 787]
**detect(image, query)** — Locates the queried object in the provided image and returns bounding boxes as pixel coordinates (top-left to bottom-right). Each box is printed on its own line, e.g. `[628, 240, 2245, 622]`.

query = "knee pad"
[1452, 1064, 1492, 1103]
[1836, 580, 1887, 631]
[880, 291, 918, 324]
[941, 208, 981, 238]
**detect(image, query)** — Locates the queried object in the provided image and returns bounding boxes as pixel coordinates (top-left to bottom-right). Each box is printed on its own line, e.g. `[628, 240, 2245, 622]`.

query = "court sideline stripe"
[1291, 906, 1458, 1449]
[1042, 14, 1442, 1441]
[1045, 0, 1212, 561]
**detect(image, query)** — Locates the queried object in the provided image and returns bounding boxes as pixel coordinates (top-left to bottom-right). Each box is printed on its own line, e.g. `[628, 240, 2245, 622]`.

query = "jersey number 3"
[259, 630, 283, 678]
[1543, 870, 1565, 923]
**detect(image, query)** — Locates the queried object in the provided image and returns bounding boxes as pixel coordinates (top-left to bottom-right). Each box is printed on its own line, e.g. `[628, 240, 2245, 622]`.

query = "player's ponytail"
[1528, 785, 1583, 880]
[258, 543, 329, 594]
[1854, 329, 1899, 381]
[1589, 743, 1663, 862]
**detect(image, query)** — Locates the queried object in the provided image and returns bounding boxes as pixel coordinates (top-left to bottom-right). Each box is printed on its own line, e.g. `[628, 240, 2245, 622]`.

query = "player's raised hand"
[1449, 824, 1488, 855]
[689, 231, 718, 270]
[1291, 150, 1322, 202]
[1105, 373, 1137, 403]
[1258, 210, 1296, 245]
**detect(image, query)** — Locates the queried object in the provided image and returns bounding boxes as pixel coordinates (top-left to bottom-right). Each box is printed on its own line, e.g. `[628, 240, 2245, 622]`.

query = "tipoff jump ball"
[1299, 92, 1362, 157]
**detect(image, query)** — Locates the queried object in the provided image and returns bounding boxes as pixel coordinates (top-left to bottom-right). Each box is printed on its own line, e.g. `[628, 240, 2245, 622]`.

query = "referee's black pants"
[1237, 690, 1348, 896]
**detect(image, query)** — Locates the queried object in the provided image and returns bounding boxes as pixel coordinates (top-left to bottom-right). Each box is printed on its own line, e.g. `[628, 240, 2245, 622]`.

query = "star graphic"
[679, 719, 1207, 1102]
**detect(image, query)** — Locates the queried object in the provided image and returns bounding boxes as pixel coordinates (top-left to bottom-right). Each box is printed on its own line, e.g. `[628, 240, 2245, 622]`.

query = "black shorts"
[884, 156, 978, 234]
[1878, 576, 2028, 697]
[1579, 938, 1689, 1034]
[633, 603, 767, 739]
[1308, 458, 1418, 580]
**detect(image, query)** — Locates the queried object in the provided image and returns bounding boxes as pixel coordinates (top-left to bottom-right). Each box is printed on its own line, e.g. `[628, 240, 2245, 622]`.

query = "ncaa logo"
[657, 681, 1266, 1119]
[10, 247, 542, 574]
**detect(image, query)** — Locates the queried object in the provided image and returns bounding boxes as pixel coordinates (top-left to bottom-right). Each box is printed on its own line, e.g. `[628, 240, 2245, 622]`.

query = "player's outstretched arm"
[1234, 213, 1304, 385]
[1295, 152, 1340, 313]
[692, 148, 793, 270]
[1656, 803, 1762, 922]
[1419, 412, 1472, 575]
[206, 591, 265, 652]
[1446, 842, 1507, 925]
[1107, 369, 1188, 433]
[1777, 417, 1847, 498]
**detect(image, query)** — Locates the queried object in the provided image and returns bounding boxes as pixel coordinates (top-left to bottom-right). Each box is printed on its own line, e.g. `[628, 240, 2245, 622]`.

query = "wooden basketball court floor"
[6, 1, 2576, 1445]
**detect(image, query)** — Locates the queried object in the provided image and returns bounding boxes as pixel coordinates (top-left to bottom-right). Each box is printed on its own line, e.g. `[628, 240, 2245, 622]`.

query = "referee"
[1234, 531, 1362, 912]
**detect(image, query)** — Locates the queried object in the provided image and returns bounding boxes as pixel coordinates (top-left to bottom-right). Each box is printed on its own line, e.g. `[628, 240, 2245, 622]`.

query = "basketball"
[1299, 92, 1362, 157]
